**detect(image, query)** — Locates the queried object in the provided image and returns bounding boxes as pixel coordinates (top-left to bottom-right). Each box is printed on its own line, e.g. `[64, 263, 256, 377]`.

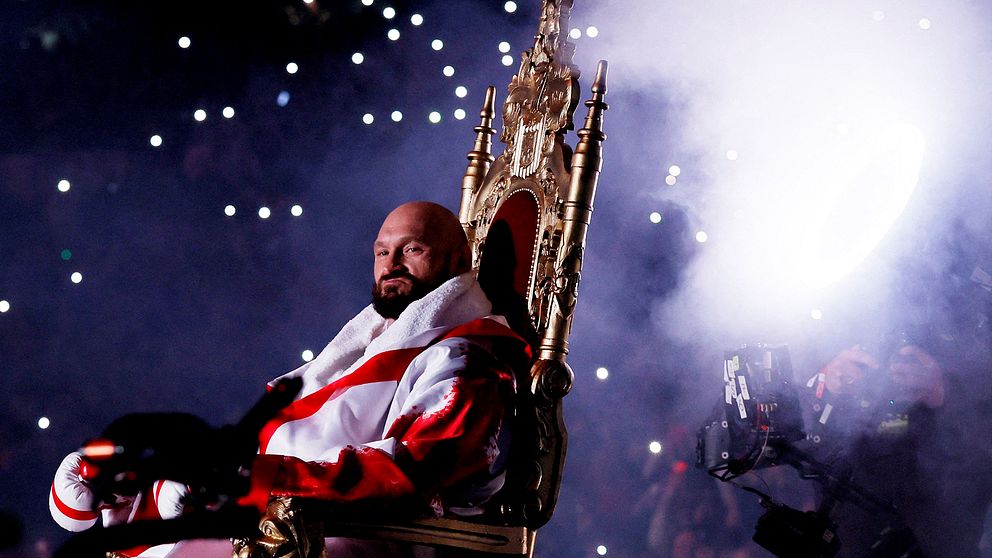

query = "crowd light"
[649, 212, 662, 224]
[362, 113, 375, 124]
[224, 205, 236, 216]
[501, 55, 514, 66]
[391, 110, 403, 122]
[668, 165, 681, 177]
[258, 207, 271, 219]
[498, 41, 511, 53]
[0, 300, 9, 313]
[597, 545, 608, 556]
[453, 108, 466, 120]
[57, 179, 71, 192]
[291, 205, 303, 217]
[38, 417, 50, 430]
[695, 231, 709, 243]
[178, 36, 191, 49]
[387, 28, 400, 41]
[431, 39, 444, 51]
[70, 272, 83, 284]
[382, 6, 395, 19]
[286, 62, 299, 74]
[649, 441, 663, 454]
[352, 52, 364, 64]
[586, 26, 599, 38]
[361, 0, 373, 5]
[277, 91, 290, 107]
[428, 111, 442, 124]
[595, 367, 609, 380]
[222, 106, 235, 118]
[918, 18, 931, 30]
[504, 1, 517, 13]
[442, 65, 455, 77]
[811, 308, 823, 320]
[302, 350, 314, 362]
[61, 249, 72, 261]
[410, 14, 423, 26]
[569, 28, 582, 39]
[149, 134, 163, 147]
[665, 175, 677, 186]
[454, 85, 468, 98]
[193, 109, 207, 121]
[726, 149, 739, 161]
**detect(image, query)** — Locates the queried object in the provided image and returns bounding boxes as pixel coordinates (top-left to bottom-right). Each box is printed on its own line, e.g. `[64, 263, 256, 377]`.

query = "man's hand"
[822, 344, 880, 395]
[889, 345, 944, 408]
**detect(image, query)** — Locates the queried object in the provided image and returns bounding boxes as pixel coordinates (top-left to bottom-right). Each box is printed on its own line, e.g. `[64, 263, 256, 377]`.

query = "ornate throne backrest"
[458, 0, 608, 529]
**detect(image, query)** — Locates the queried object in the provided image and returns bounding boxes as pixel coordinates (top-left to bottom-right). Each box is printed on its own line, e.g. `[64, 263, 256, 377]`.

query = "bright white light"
[455, 85, 468, 98]
[431, 39, 444, 51]
[291, 204, 303, 217]
[302, 350, 314, 362]
[70, 272, 83, 284]
[38, 417, 50, 430]
[726, 149, 739, 161]
[391, 110, 403, 122]
[303, 0, 313, 4]
[286, 62, 299, 74]
[454, 108, 466, 120]
[149, 135, 163, 147]
[569, 28, 582, 39]
[387, 28, 400, 41]
[872, 10, 885, 21]
[498, 41, 511, 53]
[258, 207, 271, 219]
[696, 231, 709, 243]
[649, 441, 663, 454]
[222, 106, 235, 118]
[596, 545, 608, 556]
[277, 91, 290, 107]
[918, 18, 931, 30]
[224, 205, 236, 216]
[352, 52, 364, 64]
[194, 109, 207, 122]
[0, 300, 9, 313]
[649, 212, 662, 224]
[428, 111, 442, 124]
[797, 122, 925, 289]
[361, 0, 373, 5]
[665, 175, 677, 186]
[442, 65, 455, 77]
[810, 308, 823, 320]
[382, 6, 395, 19]
[586, 26, 599, 38]
[504, 1, 517, 13]
[501, 55, 514, 66]
[669, 165, 681, 177]
[178, 36, 191, 49]
[362, 113, 375, 125]
[595, 367, 609, 380]
[57, 179, 71, 192]
[410, 13, 423, 26]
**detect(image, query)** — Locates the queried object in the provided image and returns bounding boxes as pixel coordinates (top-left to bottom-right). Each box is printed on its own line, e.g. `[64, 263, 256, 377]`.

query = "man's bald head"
[371, 202, 472, 319]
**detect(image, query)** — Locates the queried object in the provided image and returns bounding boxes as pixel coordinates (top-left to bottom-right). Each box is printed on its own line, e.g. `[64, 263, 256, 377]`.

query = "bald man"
[51, 202, 531, 557]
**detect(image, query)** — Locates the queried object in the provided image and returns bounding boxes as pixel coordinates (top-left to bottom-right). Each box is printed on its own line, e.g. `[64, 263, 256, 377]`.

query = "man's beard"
[371, 273, 437, 319]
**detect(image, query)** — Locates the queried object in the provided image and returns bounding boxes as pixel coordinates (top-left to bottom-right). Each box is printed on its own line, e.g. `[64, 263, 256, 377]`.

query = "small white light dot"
[286, 62, 299, 74]
[586, 26, 599, 38]
[726, 149, 739, 161]
[352, 52, 365, 64]
[595, 367, 609, 380]
[258, 207, 271, 219]
[872, 10, 885, 21]
[178, 36, 191, 49]
[695, 231, 709, 243]
[649, 441, 663, 454]
[382, 6, 396, 19]
[501, 54, 514, 66]
[387, 28, 400, 41]
[361, 0, 373, 5]
[918, 18, 931, 30]
[668, 165, 681, 177]
[498, 41, 511, 53]
[410, 13, 424, 26]
[597, 545, 608, 556]
[291, 204, 303, 217]
[149, 134, 163, 147]
[302, 350, 315, 362]
[569, 28, 582, 39]
[277, 91, 291, 107]
[222, 106, 235, 119]
[38, 417, 50, 430]
[362, 113, 375, 125]
[224, 205, 236, 217]
[391, 110, 403, 122]
[649, 212, 662, 224]
[454, 85, 468, 98]
[504, 1, 517, 13]
[57, 179, 71, 192]
[442, 65, 455, 77]
[303, 0, 313, 4]
[811, 308, 823, 320]
[428, 111, 442, 124]
[70, 272, 83, 284]
[0, 300, 10, 313]
[665, 175, 677, 186]
[431, 39, 444, 51]
[454, 108, 466, 120]
[193, 109, 207, 122]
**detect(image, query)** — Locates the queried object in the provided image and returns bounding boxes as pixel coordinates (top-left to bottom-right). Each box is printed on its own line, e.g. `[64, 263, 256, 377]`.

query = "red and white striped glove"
[49, 451, 100, 531]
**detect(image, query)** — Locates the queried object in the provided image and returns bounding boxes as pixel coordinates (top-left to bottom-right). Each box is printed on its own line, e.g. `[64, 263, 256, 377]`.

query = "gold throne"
[235, 1, 608, 556]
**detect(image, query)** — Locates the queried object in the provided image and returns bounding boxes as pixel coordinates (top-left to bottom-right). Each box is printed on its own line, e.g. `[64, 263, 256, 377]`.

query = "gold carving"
[232, 498, 325, 558]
